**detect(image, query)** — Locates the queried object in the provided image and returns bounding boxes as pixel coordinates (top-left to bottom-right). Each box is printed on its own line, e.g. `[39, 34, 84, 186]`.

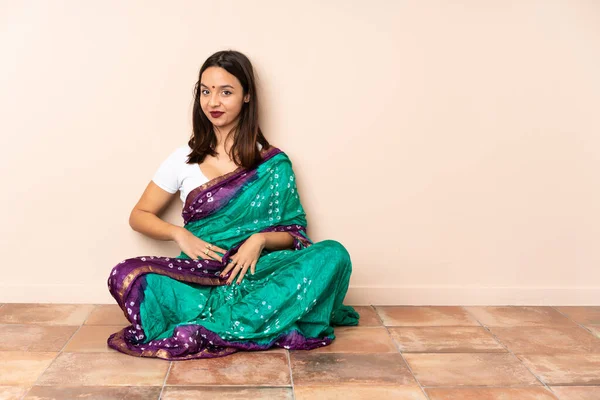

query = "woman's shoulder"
[265, 147, 296, 169]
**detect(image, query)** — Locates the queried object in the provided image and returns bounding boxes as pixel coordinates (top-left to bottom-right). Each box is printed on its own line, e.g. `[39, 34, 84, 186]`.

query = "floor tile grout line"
[374, 305, 432, 400]
[460, 306, 559, 398]
[158, 361, 173, 400]
[371, 305, 387, 326]
[155, 384, 293, 388]
[20, 303, 97, 400]
[286, 350, 295, 400]
[386, 326, 432, 400]
[419, 384, 563, 389]
[551, 306, 600, 339]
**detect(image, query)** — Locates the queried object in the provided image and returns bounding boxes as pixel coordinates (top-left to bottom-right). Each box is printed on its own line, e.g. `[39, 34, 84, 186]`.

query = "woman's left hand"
[220, 234, 266, 285]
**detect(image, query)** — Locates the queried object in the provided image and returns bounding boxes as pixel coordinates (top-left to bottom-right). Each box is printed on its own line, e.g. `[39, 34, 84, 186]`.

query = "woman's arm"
[251, 232, 294, 251]
[129, 181, 185, 241]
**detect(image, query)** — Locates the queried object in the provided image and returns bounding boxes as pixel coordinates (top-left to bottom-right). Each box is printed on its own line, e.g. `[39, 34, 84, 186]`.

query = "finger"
[236, 264, 250, 285]
[220, 260, 236, 277]
[250, 261, 256, 275]
[226, 264, 243, 285]
[232, 265, 248, 285]
[206, 249, 223, 262]
[206, 243, 228, 255]
[211, 245, 228, 254]
[198, 247, 220, 262]
[224, 261, 240, 281]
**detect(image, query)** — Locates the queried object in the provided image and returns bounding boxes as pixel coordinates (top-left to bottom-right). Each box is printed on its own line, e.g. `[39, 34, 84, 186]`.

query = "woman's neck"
[213, 127, 235, 156]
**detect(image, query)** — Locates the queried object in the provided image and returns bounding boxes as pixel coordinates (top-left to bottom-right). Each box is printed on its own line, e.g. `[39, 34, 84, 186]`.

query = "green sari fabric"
[107, 146, 359, 360]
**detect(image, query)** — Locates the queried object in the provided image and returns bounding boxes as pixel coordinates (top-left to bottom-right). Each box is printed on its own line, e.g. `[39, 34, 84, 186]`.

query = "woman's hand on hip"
[173, 228, 227, 262]
[220, 234, 266, 285]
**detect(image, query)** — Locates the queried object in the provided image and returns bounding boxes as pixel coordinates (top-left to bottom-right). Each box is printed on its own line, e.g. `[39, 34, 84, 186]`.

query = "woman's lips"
[210, 112, 224, 118]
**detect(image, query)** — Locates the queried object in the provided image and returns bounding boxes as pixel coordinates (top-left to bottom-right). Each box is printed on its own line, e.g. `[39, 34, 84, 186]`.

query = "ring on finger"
[207, 244, 213, 250]
[204, 248, 209, 255]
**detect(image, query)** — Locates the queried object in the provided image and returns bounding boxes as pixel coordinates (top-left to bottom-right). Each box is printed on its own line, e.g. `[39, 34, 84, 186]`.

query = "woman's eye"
[201, 90, 231, 95]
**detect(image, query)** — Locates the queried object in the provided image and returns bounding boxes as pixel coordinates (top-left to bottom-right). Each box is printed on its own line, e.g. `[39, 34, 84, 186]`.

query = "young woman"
[107, 50, 359, 360]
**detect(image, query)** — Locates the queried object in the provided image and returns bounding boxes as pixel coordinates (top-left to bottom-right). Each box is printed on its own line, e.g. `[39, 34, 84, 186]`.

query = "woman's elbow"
[129, 209, 141, 231]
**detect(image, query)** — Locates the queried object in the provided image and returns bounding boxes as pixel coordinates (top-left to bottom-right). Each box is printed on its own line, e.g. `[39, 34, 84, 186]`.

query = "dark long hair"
[186, 50, 271, 169]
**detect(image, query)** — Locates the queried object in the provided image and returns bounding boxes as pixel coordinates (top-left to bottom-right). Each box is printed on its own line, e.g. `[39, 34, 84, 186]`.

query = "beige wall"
[1, 1, 599, 305]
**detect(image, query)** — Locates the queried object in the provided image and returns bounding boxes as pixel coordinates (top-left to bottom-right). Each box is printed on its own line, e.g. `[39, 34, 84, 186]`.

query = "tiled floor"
[1, 304, 600, 399]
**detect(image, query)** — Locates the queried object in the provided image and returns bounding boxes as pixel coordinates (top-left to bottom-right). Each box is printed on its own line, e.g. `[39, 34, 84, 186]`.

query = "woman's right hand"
[172, 227, 227, 262]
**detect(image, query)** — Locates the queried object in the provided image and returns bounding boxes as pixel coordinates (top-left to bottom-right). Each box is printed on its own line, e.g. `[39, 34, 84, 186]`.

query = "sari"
[107, 146, 359, 360]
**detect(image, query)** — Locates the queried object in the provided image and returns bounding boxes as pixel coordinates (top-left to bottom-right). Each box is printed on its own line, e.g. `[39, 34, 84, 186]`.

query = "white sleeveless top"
[152, 142, 263, 203]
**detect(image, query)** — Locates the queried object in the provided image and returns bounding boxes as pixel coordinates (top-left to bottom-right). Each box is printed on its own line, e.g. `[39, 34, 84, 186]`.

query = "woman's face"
[200, 66, 249, 134]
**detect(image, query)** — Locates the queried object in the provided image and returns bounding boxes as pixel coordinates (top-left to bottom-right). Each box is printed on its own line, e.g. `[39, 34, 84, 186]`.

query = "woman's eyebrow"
[200, 83, 234, 89]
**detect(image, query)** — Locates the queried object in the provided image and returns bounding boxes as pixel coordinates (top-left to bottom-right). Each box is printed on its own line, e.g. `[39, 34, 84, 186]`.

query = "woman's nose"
[209, 94, 220, 107]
